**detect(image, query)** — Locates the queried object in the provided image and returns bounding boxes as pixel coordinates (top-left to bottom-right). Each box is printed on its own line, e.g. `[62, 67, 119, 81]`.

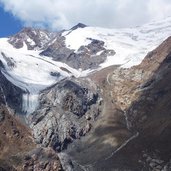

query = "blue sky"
[0, 5, 22, 37]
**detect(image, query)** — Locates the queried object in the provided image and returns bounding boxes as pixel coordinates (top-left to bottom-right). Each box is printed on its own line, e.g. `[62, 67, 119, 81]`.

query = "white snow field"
[1, 17, 171, 114]
[63, 16, 171, 68]
[0, 39, 81, 114]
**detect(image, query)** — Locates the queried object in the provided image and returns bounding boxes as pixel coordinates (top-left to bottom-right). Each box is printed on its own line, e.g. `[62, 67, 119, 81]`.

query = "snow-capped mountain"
[62, 16, 171, 68]
[1, 17, 171, 171]
[0, 17, 171, 115]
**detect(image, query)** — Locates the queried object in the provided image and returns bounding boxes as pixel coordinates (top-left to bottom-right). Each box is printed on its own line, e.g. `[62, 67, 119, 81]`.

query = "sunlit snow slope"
[0, 17, 171, 114]
[0, 39, 81, 114]
[63, 17, 171, 68]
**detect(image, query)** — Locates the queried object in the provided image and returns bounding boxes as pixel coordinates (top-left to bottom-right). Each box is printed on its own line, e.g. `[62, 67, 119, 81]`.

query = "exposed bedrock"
[8, 27, 57, 50]
[40, 36, 115, 70]
[28, 78, 102, 152]
[0, 102, 62, 171]
[0, 70, 23, 114]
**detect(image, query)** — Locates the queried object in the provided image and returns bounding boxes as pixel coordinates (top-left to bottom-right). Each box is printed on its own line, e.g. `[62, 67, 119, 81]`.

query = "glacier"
[1, 17, 171, 114]
[63, 16, 171, 68]
[0, 39, 82, 114]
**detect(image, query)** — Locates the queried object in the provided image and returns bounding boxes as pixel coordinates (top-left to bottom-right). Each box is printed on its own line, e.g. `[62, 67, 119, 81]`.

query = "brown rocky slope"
[63, 36, 171, 170]
[0, 80, 62, 170]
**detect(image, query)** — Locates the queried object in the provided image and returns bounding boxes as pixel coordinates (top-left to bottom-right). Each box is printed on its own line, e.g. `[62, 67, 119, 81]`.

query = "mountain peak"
[21, 27, 35, 32]
[71, 23, 87, 30]
[8, 27, 56, 50]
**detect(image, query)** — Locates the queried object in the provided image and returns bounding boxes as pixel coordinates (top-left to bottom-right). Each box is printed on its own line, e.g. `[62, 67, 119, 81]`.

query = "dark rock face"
[0, 83, 5, 105]
[40, 35, 73, 64]
[70, 23, 87, 30]
[64, 39, 115, 70]
[0, 165, 16, 171]
[60, 80, 98, 117]
[28, 78, 101, 152]
[0, 71, 23, 114]
[41, 35, 115, 70]
[0, 108, 5, 122]
[1, 52, 16, 68]
[0, 52, 25, 115]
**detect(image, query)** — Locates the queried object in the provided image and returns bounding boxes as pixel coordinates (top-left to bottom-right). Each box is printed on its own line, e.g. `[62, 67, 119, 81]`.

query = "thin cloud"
[0, 0, 171, 30]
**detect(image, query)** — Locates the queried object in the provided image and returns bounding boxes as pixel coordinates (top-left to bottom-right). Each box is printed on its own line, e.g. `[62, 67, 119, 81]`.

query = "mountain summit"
[70, 23, 87, 30]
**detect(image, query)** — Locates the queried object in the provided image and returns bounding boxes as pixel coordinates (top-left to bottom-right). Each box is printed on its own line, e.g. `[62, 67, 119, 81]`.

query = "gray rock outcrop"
[0, 70, 23, 114]
[28, 78, 102, 151]
[8, 27, 56, 50]
[41, 36, 115, 70]
[8, 26, 115, 70]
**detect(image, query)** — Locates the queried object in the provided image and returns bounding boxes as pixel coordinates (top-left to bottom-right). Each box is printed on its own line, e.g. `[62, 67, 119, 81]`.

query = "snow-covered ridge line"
[63, 17, 171, 68]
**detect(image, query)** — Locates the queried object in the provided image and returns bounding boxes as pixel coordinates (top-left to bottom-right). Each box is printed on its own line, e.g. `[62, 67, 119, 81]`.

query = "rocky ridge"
[0, 68, 23, 114]
[9, 26, 115, 70]
[28, 78, 101, 152]
[8, 27, 56, 50]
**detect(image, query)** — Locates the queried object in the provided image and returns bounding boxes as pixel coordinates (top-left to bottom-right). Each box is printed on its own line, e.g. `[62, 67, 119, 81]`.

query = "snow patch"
[62, 28, 92, 51]
[27, 37, 36, 46]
